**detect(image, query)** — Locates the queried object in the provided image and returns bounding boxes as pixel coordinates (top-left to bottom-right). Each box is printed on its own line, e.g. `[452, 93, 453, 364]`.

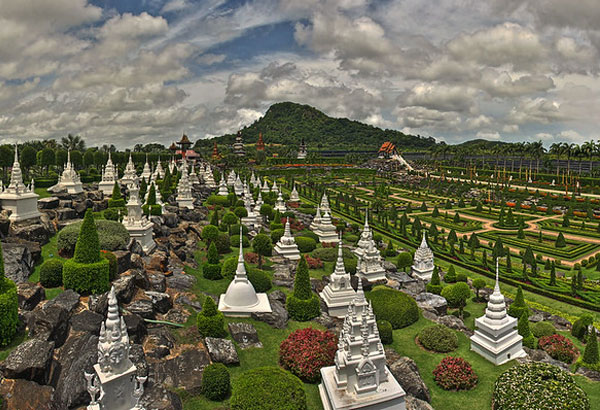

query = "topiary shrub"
[433, 357, 478, 391]
[426, 268, 443, 294]
[532, 321, 556, 338]
[271, 229, 284, 244]
[215, 232, 231, 254]
[63, 210, 110, 295]
[582, 329, 599, 367]
[298, 231, 319, 243]
[492, 363, 590, 410]
[279, 328, 337, 383]
[378, 320, 393, 345]
[295, 236, 316, 253]
[367, 287, 419, 329]
[101, 250, 118, 280]
[418, 325, 458, 352]
[441, 282, 471, 317]
[538, 334, 580, 363]
[221, 256, 248, 278]
[572, 314, 594, 341]
[230, 234, 250, 248]
[201, 363, 230, 401]
[39, 258, 64, 288]
[508, 286, 529, 319]
[0, 242, 18, 347]
[444, 265, 457, 283]
[247, 268, 272, 292]
[518, 312, 535, 349]
[456, 272, 468, 282]
[287, 256, 320, 321]
[58, 219, 130, 257]
[197, 296, 225, 338]
[230, 367, 307, 410]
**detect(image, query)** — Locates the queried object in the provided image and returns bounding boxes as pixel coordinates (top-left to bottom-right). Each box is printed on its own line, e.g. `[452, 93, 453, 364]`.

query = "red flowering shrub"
[433, 357, 478, 391]
[305, 256, 323, 269]
[282, 217, 304, 231]
[538, 334, 580, 363]
[279, 328, 337, 383]
[244, 252, 259, 264]
[321, 242, 336, 248]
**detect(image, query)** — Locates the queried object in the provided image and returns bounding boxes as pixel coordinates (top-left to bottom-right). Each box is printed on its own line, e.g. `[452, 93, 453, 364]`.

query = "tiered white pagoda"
[272, 180, 278, 193]
[255, 191, 264, 208]
[261, 180, 270, 193]
[250, 172, 258, 187]
[274, 190, 286, 213]
[310, 206, 322, 231]
[274, 219, 301, 261]
[123, 182, 155, 253]
[176, 159, 194, 209]
[140, 154, 152, 182]
[313, 210, 338, 244]
[0, 146, 41, 222]
[243, 181, 251, 199]
[241, 194, 260, 230]
[234, 174, 244, 196]
[290, 184, 300, 202]
[168, 157, 177, 174]
[154, 157, 165, 179]
[357, 242, 387, 282]
[85, 287, 146, 410]
[189, 165, 200, 185]
[319, 236, 356, 318]
[99, 152, 119, 196]
[120, 153, 138, 187]
[203, 165, 216, 188]
[320, 192, 331, 214]
[218, 229, 272, 317]
[217, 177, 229, 196]
[411, 233, 434, 281]
[354, 211, 373, 259]
[319, 279, 406, 410]
[49, 150, 83, 194]
[226, 170, 236, 187]
[470, 261, 527, 365]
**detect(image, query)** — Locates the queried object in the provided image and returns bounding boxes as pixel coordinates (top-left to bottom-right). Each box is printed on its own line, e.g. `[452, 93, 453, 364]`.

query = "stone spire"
[483, 259, 509, 325]
[6, 144, 26, 194]
[290, 183, 300, 202]
[176, 157, 194, 209]
[411, 231, 434, 281]
[98, 287, 132, 375]
[274, 218, 301, 261]
[141, 154, 152, 182]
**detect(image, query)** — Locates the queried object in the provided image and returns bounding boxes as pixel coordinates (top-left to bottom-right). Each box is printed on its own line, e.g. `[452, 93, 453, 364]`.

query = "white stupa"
[155, 157, 165, 179]
[357, 241, 387, 282]
[0, 146, 41, 222]
[290, 184, 300, 202]
[120, 153, 138, 187]
[470, 260, 527, 365]
[314, 210, 338, 244]
[189, 164, 200, 185]
[320, 192, 331, 215]
[217, 177, 229, 196]
[272, 180, 278, 193]
[241, 194, 260, 230]
[319, 279, 406, 410]
[261, 180, 270, 193]
[49, 150, 83, 194]
[140, 154, 152, 182]
[123, 182, 156, 253]
[411, 232, 434, 281]
[320, 236, 356, 318]
[274, 219, 301, 261]
[176, 158, 194, 209]
[310, 205, 322, 231]
[226, 170, 236, 187]
[99, 152, 119, 196]
[218, 228, 272, 317]
[250, 172, 258, 187]
[255, 191, 264, 208]
[354, 210, 373, 259]
[203, 165, 216, 188]
[274, 190, 287, 213]
[243, 181, 251, 199]
[85, 287, 146, 410]
[168, 157, 177, 174]
[234, 174, 244, 196]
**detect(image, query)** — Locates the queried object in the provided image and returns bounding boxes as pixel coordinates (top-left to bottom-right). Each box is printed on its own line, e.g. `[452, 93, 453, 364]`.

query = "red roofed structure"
[378, 141, 398, 158]
[256, 132, 265, 151]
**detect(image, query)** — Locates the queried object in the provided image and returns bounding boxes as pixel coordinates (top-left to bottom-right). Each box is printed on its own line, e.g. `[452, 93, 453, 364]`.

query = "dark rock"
[164, 308, 190, 324]
[406, 395, 434, 410]
[38, 197, 60, 209]
[174, 294, 202, 311]
[0, 379, 55, 410]
[51, 332, 98, 409]
[113, 250, 132, 273]
[388, 356, 430, 402]
[0, 215, 10, 236]
[56, 208, 77, 221]
[88, 291, 109, 315]
[166, 272, 197, 290]
[415, 292, 448, 316]
[17, 282, 45, 311]
[148, 272, 167, 292]
[145, 291, 173, 314]
[575, 366, 600, 382]
[10, 222, 51, 245]
[44, 289, 80, 313]
[350, 275, 374, 292]
[123, 314, 148, 344]
[128, 238, 145, 256]
[251, 298, 288, 329]
[163, 212, 179, 228]
[140, 382, 183, 410]
[144, 327, 176, 359]
[205, 337, 239, 365]
[73, 199, 94, 217]
[268, 290, 287, 304]
[152, 345, 210, 394]
[179, 208, 202, 222]
[127, 299, 155, 319]
[383, 260, 397, 272]
[314, 312, 342, 332]
[129, 344, 149, 378]
[523, 347, 570, 371]
[146, 250, 168, 272]
[69, 310, 103, 335]
[87, 190, 104, 201]
[228, 322, 261, 348]
[113, 274, 136, 303]
[130, 252, 144, 269]
[1, 339, 54, 384]
[550, 315, 571, 331]
[401, 280, 426, 297]
[28, 303, 70, 348]
[2, 242, 34, 283]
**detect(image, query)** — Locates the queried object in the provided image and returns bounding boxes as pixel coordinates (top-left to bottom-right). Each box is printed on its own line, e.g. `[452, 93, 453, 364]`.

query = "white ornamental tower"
[313, 210, 338, 244]
[354, 210, 373, 259]
[319, 235, 356, 318]
[410, 232, 434, 281]
[123, 182, 156, 253]
[357, 241, 387, 283]
[140, 154, 152, 182]
[49, 150, 83, 194]
[274, 189, 286, 213]
[470, 260, 527, 365]
[319, 279, 406, 409]
[99, 152, 119, 195]
[120, 153, 138, 187]
[289, 184, 300, 202]
[274, 219, 301, 262]
[0, 145, 41, 222]
[176, 158, 194, 209]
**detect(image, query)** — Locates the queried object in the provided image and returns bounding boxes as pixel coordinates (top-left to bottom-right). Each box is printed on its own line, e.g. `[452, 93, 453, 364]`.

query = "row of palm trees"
[430, 141, 599, 176]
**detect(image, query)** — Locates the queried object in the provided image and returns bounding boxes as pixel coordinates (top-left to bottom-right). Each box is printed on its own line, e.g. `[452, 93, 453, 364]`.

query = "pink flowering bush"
[305, 256, 323, 269]
[279, 328, 337, 383]
[244, 252, 259, 264]
[538, 334, 580, 363]
[433, 357, 478, 391]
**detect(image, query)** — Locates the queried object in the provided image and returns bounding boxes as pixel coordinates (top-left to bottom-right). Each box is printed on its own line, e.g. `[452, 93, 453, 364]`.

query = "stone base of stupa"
[274, 243, 301, 261]
[49, 181, 83, 195]
[319, 288, 356, 318]
[91, 363, 138, 410]
[319, 366, 406, 410]
[177, 197, 194, 209]
[99, 181, 116, 196]
[125, 223, 156, 254]
[358, 269, 387, 283]
[470, 317, 526, 365]
[218, 293, 272, 317]
[0, 195, 41, 222]
[411, 266, 433, 282]
[314, 227, 338, 244]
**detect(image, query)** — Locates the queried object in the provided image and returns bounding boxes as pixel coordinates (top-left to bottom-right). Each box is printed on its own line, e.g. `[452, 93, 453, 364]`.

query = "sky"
[1, 0, 599, 149]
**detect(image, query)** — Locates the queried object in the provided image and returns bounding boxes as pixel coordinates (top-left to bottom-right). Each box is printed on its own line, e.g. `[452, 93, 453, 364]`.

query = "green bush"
[58, 219, 130, 256]
[295, 236, 316, 253]
[532, 321, 556, 338]
[344, 234, 358, 243]
[287, 256, 320, 321]
[222, 256, 248, 278]
[141, 204, 162, 216]
[229, 224, 249, 237]
[418, 325, 458, 352]
[103, 207, 123, 221]
[572, 314, 594, 341]
[215, 232, 231, 254]
[230, 234, 250, 248]
[230, 367, 307, 410]
[426, 268, 443, 295]
[378, 320, 393, 345]
[247, 268, 272, 292]
[518, 312, 535, 349]
[456, 272, 468, 282]
[367, 287, 419, 329]
[270, 222, 284, 231]
[101, 251, 118, 280]
[298, 231, 319, 243]
[441, 282, 471, 316]
[197, 296, 225, 338]
[39, 258, 64, 288]
[0, 277, 18, 347]
[271, 229, 284, 244]
[203, 263, 223, 280]
[444, 265, 457, 283]
[207, 195, 230, 207]
[201, 363, 230, 401]
[508, 286, 529, 319]
[583, 329, 599, 366]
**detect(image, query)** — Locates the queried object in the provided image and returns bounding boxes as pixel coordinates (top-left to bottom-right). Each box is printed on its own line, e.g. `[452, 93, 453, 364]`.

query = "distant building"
[256, 132, 265, 151]
[233, 131, 245, 156]
[297, 138, 307, 159]
[378, 141, 398, 159]
[212, 141, 221, 160]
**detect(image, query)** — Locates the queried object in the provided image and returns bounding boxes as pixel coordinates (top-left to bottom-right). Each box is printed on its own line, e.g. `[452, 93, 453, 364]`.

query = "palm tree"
[549, 142, 564, 177]
[581, 140, 596, 175]
[563, 142, 575, 174]
[61, 134, 85, 151]
[516, 142, 526, 177]
[573, 144, 585, 175]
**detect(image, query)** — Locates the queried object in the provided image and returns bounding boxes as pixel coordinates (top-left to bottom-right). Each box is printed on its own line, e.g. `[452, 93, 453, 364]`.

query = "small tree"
[210, 210, 219, 226]
[444, 265, 457, 283]
[197, 296, 225, 338]
[555, 232, 566, 248]
[441, 282, 470, 318]
[260, 204, 274, 222]
[549, 262, 556, 286]
[287, 256, 320, 321]
[222, 212, 238, 227]
[202, 225, 219, 246]
[508, 286, 529, 319]
[396, 252, 413, 272]
[207, 242, 219, 264]
[426, 267, 443, 295]
[583, 328, 599, 365]
[518, 311, 535, 348]
[252, 234, 272, 269]
[472, 278, 486, 301]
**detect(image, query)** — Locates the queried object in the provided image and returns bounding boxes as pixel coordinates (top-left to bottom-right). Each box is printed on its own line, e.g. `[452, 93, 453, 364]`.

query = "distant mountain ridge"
[195, 101, 436, 151]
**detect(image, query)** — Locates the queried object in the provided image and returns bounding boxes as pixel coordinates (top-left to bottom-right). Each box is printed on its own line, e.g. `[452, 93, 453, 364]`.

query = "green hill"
[195, 101, 436, 151]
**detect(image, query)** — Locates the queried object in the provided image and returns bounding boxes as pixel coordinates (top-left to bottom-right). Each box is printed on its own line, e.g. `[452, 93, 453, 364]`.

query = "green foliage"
[377, 320, 393, 345]
[532, 321, 556, 339]
[201, 363, 230, 401]
[197, 296, 225, 338]
[40, 258, 64, 288]
[222, 212, 238, 226]
[287, 256, 320, 321]
[231, 234, 251, 248]
[0, 275, 18, 347]
[146, 183, 157, 205]
[215, 232, 231, 254]
[418, 324, 458, 352]
[247, 268, 272, 292]
[230, 366, 307, 410]
[367, 287, 419, 329]
[444, 265, 457, 283]
[234, 206, 248, 219]
[252, 233, 272, 269]
[292, 256, 311, 300]
[298, 231, 319, 243]
[472, 278, 486, 299]
[456, 272, 468, 282]
[57, 219, 130, 256]
[295, 236, 316, 253]
[396, 251, 413, 272]
[201, 225, 219, 244]
[221, 256, 247, 278]
[583, 329, 599, 365]
[441, 282, 471, 316]
[572, 314, 594, 341]
[555, 232, 567, 248]
[74, 210, 101, 264]
[518, 312, 535, 349]
[207, 242, 219, 264]
[508, 286, 529, 319]
[426, 268, 443, 294]
[62, 258, 110, 295]
[270, 229, 284, 244]
[102, 250, 118, 280]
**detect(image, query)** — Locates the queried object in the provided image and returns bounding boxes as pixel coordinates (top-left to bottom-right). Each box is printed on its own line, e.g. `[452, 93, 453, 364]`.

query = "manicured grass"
[28, 234, 65, 300]
[34, 187, 52, 199]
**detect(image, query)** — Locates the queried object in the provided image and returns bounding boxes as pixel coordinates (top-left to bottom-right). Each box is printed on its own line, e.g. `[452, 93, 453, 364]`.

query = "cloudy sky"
[1, 0, 599, 148]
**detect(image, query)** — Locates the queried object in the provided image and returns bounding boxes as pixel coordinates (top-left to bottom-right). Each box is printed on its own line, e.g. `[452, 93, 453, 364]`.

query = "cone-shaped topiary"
[0, 241, 18, 347]
[444, 265, 457, 283]
[111, 181, 122, 199]
[108, 181, 125, 208]
[287, 255, 320, 321]
[74, 209, 101, 264]
[555, 232, 566, 248]
[147, 183, 157, 205]
[197, 296, 225, 337]
[207, 242, 219, 264]
[293, 256, 311, 300]
[508, 285, 529, 319]
[583, 328, 599, 365]
[426, 267, 443, 294]
[518, 311, 535, 348]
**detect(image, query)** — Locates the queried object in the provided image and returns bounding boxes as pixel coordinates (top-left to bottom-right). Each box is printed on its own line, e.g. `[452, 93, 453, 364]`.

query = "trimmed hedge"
[197, 296, 225, 338]
[287, 294, 321, 322]
[532, 321, 556, 338]
[295, 237, 316, 253]
[203, 263, 223, 280]
[230, 367, 307, 410]
[230, 234, 250, 248]
[63, 259, 110, 295]
[247, 268, 272, 292]
[378, 320, 393, 345]
[58, 219, 130, 256]
[298, 231, 319, 243]
[39, 258, 64, 288]
[0, 277, 19, 347]
[367, 287, 419, 329]
[418, 325, 458, 352]
[201, 363, 230, 401]
[101, 250, 118, 280]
